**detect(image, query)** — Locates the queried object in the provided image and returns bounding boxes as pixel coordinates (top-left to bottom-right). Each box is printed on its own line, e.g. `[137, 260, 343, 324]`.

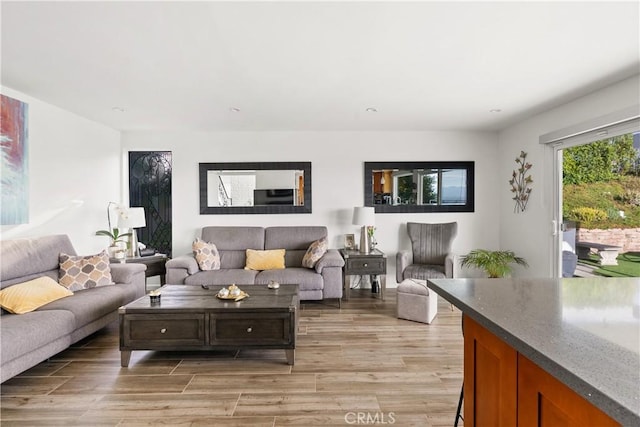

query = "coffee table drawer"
[122, 314, 205, 347]
[211, 313, 293, 345]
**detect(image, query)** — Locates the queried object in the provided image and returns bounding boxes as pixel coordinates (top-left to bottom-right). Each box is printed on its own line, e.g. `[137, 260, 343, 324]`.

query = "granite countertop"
[427, 277, 640, 426]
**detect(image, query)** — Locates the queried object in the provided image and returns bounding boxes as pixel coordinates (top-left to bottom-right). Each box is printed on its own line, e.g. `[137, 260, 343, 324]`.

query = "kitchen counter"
[427, 277, 640, 426]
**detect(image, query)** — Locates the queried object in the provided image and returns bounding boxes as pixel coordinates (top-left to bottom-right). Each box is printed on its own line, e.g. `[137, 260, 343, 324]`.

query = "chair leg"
[454, 383, 464, 426]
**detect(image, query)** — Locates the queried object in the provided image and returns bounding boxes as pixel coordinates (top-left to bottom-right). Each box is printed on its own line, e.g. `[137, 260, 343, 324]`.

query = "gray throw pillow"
[302, 236, 328, 268]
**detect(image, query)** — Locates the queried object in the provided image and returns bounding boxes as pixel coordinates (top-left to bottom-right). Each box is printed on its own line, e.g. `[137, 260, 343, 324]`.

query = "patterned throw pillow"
[302, 236, 328, 268]
[59, 251, 112, 291]
[193, 238, 221, 271]
[0, 276, 73, 314]
[244, 249, 286, 270]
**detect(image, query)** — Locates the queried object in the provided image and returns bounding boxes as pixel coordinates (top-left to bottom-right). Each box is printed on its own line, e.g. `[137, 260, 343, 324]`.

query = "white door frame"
[541, 106, 640, 278]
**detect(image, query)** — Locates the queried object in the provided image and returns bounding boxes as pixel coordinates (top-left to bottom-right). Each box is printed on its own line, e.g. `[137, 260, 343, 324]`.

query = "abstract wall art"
[1, 94, 29, 225]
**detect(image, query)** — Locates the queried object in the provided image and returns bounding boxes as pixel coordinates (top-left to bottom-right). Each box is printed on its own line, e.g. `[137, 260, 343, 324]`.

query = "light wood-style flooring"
[1, 289, 464, 426]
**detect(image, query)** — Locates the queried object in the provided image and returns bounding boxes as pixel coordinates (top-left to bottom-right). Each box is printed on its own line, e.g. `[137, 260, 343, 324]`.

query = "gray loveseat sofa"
[0, 234, 146, 382]
[166, 226, 344, 302]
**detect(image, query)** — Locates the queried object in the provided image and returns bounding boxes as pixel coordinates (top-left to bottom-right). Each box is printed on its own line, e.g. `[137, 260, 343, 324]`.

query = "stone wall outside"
[577, 227, 640, 253]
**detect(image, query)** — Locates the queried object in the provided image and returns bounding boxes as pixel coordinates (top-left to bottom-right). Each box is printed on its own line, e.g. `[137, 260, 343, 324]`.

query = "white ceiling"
[1, 1, 639, 132]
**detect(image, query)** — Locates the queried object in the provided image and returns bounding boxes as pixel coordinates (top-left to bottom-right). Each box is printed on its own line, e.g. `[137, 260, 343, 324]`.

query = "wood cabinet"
[518, 354, 618, 427]
[211, 312, 293, 346]
[119, 285, 299, 367]
[121, 313, 205, 348]
[340, 249, 387, 301]
[463, 315, 517, 426]
[464, 315, 619, 427]
[121, 310, 297, 366]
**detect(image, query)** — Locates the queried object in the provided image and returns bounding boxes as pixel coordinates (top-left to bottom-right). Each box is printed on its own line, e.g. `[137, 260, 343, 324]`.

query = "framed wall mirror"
[364, 161, 474, 213]
[200, 162, 312, 214]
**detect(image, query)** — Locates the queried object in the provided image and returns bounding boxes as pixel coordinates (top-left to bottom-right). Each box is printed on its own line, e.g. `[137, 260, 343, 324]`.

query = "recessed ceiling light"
[229, 107, 240, 113]
[366, 107, 378, 113]
[111, 106, 125, 113]
[489, 109, 502, 113]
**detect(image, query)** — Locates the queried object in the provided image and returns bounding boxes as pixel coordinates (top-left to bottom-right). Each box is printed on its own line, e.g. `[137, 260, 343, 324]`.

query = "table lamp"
[352, 206, 375, 254]
[118, 207, 146, 257]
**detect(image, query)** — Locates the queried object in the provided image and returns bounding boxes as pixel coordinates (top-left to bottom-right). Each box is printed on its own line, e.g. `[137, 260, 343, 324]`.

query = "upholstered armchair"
[396, 222, 458, 283]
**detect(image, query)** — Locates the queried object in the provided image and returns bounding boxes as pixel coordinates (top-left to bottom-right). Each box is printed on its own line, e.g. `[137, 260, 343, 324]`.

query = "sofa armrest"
[445, 253, 455, 278]
[166, 254, 199, 284]
[396, 250, 412, 283]
[314, 249, 345, 273]
[110, 263, 146, 298]
[110, 263, 146, 284]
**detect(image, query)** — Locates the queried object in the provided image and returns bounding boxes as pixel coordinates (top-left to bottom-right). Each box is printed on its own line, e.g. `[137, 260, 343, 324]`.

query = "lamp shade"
[352, 206, 375, 226]
[118, 207, 146, 229]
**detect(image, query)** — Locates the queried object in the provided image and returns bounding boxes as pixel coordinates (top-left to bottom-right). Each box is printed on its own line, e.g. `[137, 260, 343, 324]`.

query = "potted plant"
[460, 249, 528, 278]
[96, 228, 132, 257]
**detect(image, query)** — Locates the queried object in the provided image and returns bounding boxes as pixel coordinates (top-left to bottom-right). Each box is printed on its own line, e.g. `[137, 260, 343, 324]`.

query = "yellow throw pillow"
[244, 249, 286, 271]
[0, 276, 73, 314]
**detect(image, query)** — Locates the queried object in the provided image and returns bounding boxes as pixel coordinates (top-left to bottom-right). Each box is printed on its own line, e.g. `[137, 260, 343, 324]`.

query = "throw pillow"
[0, 276, 73, 314]
[302, 236, 328, 268]
[244, 249, 286, 270]
[59, 250, 112, 291]
[193, 238, 221, 271]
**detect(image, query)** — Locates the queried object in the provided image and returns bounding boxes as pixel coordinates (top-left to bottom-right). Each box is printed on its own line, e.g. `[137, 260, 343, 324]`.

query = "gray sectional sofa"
[0, 234, 146, 382]
[166, 226, 344, 302]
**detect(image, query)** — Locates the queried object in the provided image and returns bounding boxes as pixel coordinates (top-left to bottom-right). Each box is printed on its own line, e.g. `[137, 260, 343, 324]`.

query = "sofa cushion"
[0, 309, 75, 364]
[255, 268, 323, 292]
[219, 250, 251, 269]
[184, 269, 258, 286]
[201, 226, 265, 251]
[302, 236, 328, 268]
[0, 276, 73, 314]
[39, 284, 137, 329]
[193, 238, 220, 271]
[245, 249, 286, 271]
[403, 264, 446, 280]
[264, 226, 327, 251]
[1, 235, 76, 289]
[59, 251, 112, 290]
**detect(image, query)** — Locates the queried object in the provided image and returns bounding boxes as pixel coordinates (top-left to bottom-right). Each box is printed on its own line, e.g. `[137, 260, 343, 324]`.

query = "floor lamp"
[119, 207, 146, 258]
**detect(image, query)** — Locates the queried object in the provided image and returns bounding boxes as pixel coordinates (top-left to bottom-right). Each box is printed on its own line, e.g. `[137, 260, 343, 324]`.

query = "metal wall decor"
[509, 151, 533, 213]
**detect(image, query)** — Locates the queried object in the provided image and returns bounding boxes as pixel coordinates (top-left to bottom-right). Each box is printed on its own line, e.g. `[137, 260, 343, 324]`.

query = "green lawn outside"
[580, 252, 640, 277]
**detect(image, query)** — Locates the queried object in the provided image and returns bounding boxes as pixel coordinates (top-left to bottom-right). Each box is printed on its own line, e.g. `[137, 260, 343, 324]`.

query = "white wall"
[0, 87, 122, 254]
[498, 75, 640, 277]
[122, 130, 500, 284]
[5, 75, 637, 283]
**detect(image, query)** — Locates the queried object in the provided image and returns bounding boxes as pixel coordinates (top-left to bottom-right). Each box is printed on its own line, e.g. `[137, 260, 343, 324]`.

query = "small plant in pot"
[460, 249, 528, 278]
[95, 228, 131, 257]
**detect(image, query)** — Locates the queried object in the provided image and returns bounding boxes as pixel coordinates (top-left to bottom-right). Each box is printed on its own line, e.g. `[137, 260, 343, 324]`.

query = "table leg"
[598, 250, 619, 266]
[343, 273, 351, 301]
[380, 274, 386, 301]
[285, 349, 295, 365]
[121, 350, 132, 367]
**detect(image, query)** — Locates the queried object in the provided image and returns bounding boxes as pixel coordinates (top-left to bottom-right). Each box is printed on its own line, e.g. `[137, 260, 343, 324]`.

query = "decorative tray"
[216, 291, 249, 301]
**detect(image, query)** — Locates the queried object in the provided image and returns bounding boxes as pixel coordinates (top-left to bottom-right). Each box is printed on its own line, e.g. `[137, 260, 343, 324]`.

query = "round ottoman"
[396, 279, 439, 324]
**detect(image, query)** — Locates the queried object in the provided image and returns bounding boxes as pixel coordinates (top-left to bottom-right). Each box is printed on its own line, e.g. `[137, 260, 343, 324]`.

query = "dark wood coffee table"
[119, 284, 299, 366]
